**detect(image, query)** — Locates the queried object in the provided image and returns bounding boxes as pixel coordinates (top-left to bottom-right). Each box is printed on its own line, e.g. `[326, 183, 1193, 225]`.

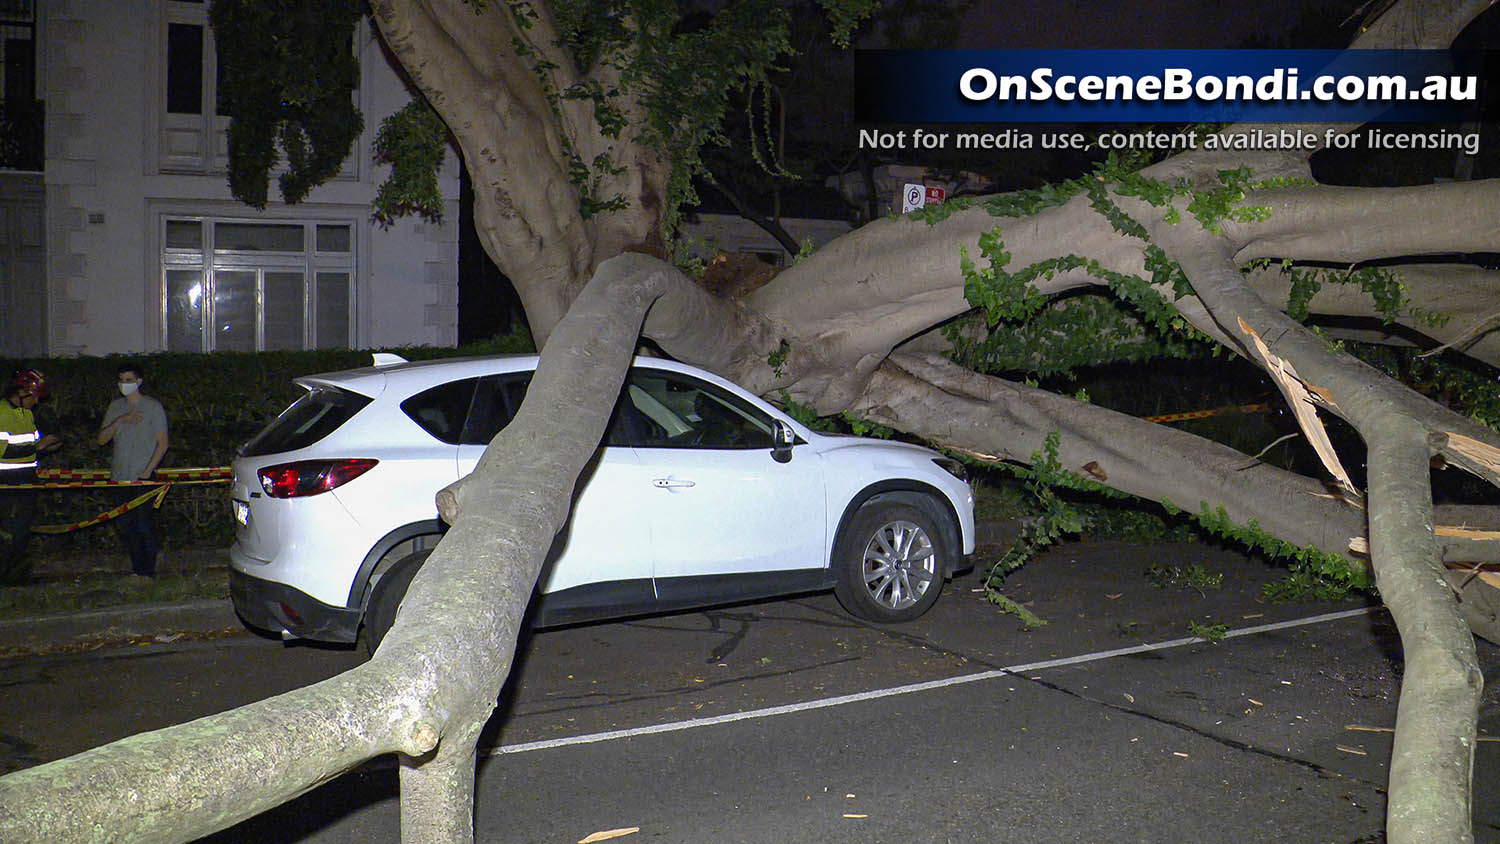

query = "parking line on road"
[493, 606, 1377, 757]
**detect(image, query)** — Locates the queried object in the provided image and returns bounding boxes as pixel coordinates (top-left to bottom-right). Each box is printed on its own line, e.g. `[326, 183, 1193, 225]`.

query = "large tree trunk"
[369, 0, 669, 346]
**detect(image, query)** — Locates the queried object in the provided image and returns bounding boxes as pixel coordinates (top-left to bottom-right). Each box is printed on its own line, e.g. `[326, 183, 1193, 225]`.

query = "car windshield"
[241, 386, 371, 456]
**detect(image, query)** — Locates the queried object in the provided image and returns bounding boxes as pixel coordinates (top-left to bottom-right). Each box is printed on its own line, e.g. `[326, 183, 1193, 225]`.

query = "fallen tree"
[0, 254, 681, 842]
[331, 1, 1500, 840]
[2, 0, 1498, 841]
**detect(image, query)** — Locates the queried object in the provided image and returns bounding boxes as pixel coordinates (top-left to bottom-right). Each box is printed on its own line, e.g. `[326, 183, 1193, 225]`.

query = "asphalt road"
[4, 539, 1499, 843]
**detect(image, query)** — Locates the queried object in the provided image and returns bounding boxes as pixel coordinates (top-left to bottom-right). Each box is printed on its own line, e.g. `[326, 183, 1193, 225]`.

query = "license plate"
[232, 500, 249, 527]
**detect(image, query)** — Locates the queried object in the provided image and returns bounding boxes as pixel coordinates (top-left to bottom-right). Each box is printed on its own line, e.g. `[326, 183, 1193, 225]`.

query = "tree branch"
[704, 177, 805, 256]
[1125, 196, 1500, 480]
[1368, 415, 1482, 844]
[856, 352, 1373, 557]
[1227, 180, 1500, 264]
[1244, 263, 1500, 369]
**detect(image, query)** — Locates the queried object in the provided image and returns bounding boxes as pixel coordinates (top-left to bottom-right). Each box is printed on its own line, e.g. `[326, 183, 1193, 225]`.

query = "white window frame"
[154, 0, 362, 180]
[158, 0, 227, 173]
[160, 215, 358, 352]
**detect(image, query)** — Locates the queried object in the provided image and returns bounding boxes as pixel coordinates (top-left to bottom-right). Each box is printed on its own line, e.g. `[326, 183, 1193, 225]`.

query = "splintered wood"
[1236, 318, 1358, 497]
[578, 828, 640, 843]
[1354, 525, 1500, 567]
[1446, 431, 1500, 478]
[1443, 561, 1500, 591]
[1436, 525, 1500, 541]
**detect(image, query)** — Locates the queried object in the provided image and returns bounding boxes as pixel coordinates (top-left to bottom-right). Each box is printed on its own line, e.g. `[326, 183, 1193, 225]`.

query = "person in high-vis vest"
[1, 369, 62, 584]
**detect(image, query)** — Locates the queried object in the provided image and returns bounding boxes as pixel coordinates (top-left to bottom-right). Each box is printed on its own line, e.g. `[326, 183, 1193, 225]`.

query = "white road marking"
[493, 606, 1377, 756]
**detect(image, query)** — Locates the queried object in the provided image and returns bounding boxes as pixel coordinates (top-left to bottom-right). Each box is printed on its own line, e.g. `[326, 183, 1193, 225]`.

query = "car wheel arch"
[831, 482, 964, 578]
[359, 547, 435, 655]
[348, 519, 447, 610]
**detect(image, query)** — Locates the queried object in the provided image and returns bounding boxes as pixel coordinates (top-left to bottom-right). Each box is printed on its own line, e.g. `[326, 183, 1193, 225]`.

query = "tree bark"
[1367, 416, 1482, 843]
[1227, 180, 1500, 264]
[400, 720, 483, 843]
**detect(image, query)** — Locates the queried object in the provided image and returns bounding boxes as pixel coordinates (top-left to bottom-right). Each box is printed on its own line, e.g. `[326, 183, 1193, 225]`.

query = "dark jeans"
[114, 486, 159, 577]
[0, 467, 38, 583]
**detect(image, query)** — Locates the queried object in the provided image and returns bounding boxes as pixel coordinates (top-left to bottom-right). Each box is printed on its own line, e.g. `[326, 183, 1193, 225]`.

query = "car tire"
[833, 497, 947, 623]
[359, 548, 433, 655]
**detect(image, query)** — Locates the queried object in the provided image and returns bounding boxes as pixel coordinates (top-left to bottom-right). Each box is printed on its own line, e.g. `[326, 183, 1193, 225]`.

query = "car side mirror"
[771, 420, 796, 463]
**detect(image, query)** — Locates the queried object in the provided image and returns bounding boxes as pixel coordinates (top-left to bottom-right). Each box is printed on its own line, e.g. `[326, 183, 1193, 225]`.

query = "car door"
[616, 368, 827, 604]
[456, 372, 656, 604]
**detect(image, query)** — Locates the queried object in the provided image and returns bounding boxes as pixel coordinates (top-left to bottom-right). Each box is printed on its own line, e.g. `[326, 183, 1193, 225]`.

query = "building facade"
[1, 0, 459, 359]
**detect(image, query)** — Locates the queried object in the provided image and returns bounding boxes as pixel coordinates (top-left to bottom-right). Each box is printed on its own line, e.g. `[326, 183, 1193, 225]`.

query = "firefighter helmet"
[8, 369, 49, 400]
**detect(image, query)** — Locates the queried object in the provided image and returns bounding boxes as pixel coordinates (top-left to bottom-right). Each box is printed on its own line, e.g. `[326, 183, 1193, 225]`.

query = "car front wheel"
[833, 498, 946, 623]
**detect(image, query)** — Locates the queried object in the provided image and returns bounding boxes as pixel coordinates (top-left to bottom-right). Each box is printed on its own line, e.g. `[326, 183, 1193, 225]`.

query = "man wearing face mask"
[97, 361, 169, 577]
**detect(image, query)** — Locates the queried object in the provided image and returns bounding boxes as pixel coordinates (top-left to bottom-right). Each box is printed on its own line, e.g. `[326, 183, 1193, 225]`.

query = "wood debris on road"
[578, 827, 639, 843]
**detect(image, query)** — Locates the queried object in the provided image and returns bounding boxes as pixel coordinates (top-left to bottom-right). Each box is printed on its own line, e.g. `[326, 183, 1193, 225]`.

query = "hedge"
[2, 330, 534, 557]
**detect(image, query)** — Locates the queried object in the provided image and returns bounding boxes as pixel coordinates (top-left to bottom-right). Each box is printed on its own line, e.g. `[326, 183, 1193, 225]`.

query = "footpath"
[0, 598, 244, 658]
[0, 549, 245, 659]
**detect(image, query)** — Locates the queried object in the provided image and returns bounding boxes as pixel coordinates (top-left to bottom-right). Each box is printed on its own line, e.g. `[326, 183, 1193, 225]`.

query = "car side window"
[462, 373, 533, 445]
[617, 370, 774, 449]
[462, 372, 650, 448]
[400, 378, 478, 445]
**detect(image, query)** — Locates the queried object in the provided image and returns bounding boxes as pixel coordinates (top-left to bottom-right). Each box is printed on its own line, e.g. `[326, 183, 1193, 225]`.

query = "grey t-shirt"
[102, 395, 169, 481]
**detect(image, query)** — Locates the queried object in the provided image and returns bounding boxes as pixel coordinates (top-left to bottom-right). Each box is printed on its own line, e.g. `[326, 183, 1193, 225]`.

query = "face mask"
[119, 382, 140, 396]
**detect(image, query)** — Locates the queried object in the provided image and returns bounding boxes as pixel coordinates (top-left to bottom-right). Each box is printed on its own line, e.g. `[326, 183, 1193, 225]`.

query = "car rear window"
[241, 386, 372, 457]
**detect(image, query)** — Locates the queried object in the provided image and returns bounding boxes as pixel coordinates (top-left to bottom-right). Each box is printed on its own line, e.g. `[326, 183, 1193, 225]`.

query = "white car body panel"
[635, 443, 827, 579]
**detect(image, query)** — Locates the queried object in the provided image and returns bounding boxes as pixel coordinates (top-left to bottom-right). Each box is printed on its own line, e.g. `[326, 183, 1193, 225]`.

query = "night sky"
[933, 0, 1361, 49]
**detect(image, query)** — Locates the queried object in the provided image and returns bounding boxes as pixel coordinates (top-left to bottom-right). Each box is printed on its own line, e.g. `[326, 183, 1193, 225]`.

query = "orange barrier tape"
[1, 467, 231, 534]
[39, 466, 231, 482]
[6, 467, 233, 490]
[1143, 402, 1271, 424]
[32, 484, 171, 535]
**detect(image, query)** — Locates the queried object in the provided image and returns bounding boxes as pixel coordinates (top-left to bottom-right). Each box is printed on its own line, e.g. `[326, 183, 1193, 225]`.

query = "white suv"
[229, 354, 975, 647]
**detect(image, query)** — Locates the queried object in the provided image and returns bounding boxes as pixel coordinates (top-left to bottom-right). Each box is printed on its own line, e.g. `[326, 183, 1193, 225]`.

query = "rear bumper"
[229, 568, 361, 643]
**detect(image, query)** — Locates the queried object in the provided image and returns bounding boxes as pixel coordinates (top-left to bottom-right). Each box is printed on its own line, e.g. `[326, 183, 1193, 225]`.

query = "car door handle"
[652, 478, 696, 489]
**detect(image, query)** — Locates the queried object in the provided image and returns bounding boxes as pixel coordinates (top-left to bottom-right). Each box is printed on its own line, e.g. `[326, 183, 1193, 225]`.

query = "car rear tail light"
[257, 459, 378, 499]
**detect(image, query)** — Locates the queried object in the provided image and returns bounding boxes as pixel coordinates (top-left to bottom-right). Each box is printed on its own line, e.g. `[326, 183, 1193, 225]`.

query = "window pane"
[627, 372, 772, 449]
[462, 374, 532, 445]
[165, 220, 202, 250]
[402, 379, 478, 445]
[214, 269, 256, 351]
[316, 225, 351, 253]
[166, 24, 203, 115]
[314, 272, 349, 348]
[604, 384, 670, 447]
[214, 222, 304, 252]
[166, 269, 204, 351]
[264, 271, 304, 350]
[242, 387, 371, 457]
